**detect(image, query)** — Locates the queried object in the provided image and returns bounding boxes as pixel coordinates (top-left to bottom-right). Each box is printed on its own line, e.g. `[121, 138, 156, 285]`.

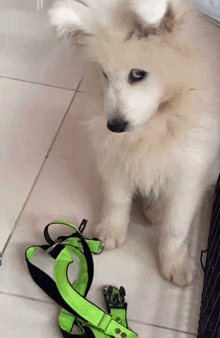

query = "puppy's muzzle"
[107, 119, 128, 133]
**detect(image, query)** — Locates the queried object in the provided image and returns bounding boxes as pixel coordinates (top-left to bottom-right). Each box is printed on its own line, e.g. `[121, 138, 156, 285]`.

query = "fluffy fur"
[49, 0, 220, 286]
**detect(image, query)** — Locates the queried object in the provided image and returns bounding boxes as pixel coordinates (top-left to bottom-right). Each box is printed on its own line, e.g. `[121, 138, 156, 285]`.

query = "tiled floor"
[0, 2, 219, 338]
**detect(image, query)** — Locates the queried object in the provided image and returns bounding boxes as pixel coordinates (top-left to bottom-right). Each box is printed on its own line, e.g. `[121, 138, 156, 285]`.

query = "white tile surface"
[0, 77, 74, 250]
[1, 92, 208, 336]
[0, 293, 195, 338]
[0, 2, 85, 89]
[1, 3, 215, 337]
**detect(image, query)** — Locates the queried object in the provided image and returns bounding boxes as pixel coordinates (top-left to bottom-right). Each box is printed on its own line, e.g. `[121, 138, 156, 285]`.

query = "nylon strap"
[25, 220, 138, 338]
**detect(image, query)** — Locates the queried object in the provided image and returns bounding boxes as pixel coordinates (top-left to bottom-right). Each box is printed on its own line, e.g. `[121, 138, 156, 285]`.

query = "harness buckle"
[103, 285, 127, 312]
[46, 238, 62, 253]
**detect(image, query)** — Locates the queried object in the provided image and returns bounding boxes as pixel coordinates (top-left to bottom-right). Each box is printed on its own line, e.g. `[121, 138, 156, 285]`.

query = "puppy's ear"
[129, 0, 170, 26]
[49, 0, 94, 38]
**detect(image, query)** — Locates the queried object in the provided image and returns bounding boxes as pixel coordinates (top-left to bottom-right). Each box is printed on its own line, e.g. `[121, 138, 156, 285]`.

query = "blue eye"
[129, 69, 148, 83]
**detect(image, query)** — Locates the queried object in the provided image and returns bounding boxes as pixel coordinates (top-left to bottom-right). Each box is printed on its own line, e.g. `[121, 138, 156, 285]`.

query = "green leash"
[25, 220, 138, 338]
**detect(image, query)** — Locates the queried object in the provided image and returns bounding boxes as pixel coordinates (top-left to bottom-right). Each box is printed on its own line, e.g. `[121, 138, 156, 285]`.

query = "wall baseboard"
[198, 3, 220, 24]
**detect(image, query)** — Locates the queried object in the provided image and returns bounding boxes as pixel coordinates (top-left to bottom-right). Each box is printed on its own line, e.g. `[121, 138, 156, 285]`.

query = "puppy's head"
[49, 0, 202, 133]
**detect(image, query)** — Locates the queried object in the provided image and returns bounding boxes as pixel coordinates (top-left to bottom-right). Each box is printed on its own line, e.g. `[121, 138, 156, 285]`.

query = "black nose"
[107, 119, 128, 133]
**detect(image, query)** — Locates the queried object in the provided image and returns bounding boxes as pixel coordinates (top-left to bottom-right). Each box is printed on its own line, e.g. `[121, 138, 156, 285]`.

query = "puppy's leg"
[159, 177, 205, 287]
[95, 179, 133, 250]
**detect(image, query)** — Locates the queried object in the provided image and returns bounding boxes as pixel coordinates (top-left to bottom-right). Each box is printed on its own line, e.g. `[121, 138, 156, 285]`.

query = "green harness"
[25, 220, 138, 338]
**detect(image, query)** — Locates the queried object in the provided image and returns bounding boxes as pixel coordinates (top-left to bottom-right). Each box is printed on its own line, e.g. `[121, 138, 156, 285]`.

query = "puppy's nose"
[107, 119, 128, 133]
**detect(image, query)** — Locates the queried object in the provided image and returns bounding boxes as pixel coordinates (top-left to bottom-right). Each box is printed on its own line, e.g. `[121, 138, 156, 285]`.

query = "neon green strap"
[54, 247, 137, 337]
[25, 221, 138, 338]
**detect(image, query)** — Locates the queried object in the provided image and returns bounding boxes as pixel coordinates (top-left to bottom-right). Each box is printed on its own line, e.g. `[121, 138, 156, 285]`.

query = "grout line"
[1, 78, 83, 257]
[0, 75, 85, 93]
[0, 290, 54, 305]
[0, 288, 196, 336]
[43, 77, 83, 160]
[0, 73, 198, 336]
[128, 318, 196, 336]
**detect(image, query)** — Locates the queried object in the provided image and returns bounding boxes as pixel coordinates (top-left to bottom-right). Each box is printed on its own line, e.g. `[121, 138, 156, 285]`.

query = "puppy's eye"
[102, 70, 108, 80]
[129, 69, 148, 83]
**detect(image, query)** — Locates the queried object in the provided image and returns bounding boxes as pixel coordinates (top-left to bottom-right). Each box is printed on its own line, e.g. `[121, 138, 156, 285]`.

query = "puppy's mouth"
[106, 100, 171, 133]
[106, 102, 166, 133]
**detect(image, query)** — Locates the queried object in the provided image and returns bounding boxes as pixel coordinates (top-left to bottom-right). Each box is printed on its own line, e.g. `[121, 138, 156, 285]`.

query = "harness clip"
[103, 285, 127, 312]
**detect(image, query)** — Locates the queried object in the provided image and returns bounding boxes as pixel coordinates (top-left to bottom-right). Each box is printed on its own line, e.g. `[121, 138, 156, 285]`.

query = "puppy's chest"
[127, 150, 172, 192]
[103, 137, 174, 193]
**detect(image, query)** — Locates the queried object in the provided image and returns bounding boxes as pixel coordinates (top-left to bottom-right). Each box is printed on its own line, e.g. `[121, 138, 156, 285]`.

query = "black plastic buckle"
[103, 285, 127, 312]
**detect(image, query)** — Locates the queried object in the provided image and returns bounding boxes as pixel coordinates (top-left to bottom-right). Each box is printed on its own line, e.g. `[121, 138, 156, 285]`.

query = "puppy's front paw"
[160, 248, 195, 287]
[95, 223, 127, 250]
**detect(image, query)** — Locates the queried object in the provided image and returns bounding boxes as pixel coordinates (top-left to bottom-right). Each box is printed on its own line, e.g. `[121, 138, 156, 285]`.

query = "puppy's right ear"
[129, 0, 169, 26]
[48, 0, 94, 38]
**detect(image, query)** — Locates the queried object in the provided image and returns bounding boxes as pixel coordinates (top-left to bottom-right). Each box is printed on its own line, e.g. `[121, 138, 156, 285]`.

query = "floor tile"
[0, 2, 85, 89]
[0, 92, 209, 335]
[0, 293, 60, 338]
[0, 293, 195, 337]
[0, 77, 74, 250]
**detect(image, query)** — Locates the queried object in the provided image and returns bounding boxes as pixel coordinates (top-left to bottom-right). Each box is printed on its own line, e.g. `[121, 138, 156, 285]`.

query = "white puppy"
[49, 0, 220, 286]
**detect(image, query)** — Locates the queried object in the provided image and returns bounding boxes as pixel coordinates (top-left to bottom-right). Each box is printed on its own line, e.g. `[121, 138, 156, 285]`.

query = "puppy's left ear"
[48, 0, 94, 38]
[129, 0, 170, 26]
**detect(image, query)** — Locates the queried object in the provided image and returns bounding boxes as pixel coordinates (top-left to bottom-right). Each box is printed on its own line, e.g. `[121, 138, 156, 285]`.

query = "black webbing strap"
[25, 221, 95, 337]
[26, 247, 88, 321]
[42, 221, 94, 297]
[25, 221, 138, 338]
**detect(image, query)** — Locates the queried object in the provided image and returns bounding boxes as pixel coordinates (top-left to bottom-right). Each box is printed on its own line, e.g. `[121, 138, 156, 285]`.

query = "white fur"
[129, 0, 168, 25]
[103, 70, 162, 131]
[49, 0, 94, 37]
[49, 0, 220, 287]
